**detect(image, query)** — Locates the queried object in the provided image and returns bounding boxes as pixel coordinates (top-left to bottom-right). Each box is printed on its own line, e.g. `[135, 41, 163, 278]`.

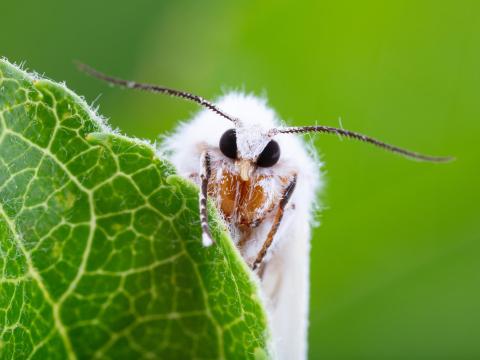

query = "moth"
[77, 63, 452, 360]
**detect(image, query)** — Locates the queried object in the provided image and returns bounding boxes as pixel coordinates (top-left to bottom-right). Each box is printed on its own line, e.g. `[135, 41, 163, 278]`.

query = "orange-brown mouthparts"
[236, 159, 255, 181]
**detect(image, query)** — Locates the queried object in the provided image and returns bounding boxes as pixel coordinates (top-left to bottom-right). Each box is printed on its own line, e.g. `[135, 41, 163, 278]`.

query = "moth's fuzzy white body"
[163, 92, 322, 360]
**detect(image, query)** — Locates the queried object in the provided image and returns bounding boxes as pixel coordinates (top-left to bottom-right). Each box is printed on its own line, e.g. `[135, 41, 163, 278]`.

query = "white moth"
[78, 63, 452, 360]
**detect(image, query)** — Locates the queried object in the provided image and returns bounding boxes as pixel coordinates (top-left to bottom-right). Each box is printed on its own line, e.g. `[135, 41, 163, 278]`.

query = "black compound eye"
[219, 128, 238, 159]
[256, 140, 280, 167]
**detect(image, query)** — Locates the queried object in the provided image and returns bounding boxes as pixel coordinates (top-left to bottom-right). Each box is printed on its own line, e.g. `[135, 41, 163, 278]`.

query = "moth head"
[219, 126, 281, 181]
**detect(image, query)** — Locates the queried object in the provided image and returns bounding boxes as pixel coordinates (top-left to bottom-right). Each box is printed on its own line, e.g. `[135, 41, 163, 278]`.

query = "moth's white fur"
[163, 92, 322, 360]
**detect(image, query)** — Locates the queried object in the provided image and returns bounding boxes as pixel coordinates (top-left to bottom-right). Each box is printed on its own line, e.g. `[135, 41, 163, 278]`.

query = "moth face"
[219, 128, 281, 181]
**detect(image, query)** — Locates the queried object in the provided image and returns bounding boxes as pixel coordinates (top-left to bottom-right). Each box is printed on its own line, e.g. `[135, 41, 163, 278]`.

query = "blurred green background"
[2, 0, 479, 358]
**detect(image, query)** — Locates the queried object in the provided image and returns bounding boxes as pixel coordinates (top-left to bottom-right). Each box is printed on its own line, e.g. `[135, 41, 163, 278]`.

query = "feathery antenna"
[75, 61, 239, 124]
[272, 125, 454, 162]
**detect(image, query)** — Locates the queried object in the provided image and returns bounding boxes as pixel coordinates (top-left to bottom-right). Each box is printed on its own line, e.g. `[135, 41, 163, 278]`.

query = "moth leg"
[252, 174, 297, 271]
[199, 151, 214, 246]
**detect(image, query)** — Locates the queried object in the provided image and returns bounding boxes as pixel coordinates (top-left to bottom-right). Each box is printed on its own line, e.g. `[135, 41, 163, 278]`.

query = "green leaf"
[0, 59, 269, 359]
